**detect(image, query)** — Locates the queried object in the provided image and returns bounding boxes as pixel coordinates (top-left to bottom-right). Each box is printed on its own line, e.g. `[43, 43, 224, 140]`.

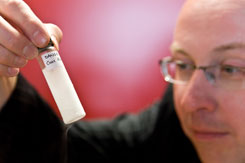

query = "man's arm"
[0, 74, 66, 163]
[67, 85, 200, 163]
[0, 76, 16, 110]
[67, 101, 162, 162]
[66, 86, 173, 162]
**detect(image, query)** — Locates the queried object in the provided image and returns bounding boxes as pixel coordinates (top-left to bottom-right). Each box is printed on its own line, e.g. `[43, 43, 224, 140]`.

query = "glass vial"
[37, 40, 86, 124]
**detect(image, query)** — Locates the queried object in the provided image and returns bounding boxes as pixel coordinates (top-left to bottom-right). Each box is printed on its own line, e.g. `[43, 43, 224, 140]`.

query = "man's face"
[173, 0, 245, 162]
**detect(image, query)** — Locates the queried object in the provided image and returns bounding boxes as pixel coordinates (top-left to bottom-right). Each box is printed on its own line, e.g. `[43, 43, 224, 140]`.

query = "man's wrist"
[0, 76, 17, 110]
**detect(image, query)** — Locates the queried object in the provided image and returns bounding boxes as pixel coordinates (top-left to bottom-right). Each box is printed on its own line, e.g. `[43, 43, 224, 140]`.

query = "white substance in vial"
[41, 52, 85, 124]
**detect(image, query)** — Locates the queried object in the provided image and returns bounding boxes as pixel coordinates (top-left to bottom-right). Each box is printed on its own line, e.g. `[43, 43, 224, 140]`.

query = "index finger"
[0, 0, 50, 48]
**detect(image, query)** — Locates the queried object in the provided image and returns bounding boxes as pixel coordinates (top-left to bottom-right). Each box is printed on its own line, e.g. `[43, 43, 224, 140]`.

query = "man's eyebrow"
[170, 42, 245, 55]
[213, 42, 245, 52]
[170, 43, 189, 56]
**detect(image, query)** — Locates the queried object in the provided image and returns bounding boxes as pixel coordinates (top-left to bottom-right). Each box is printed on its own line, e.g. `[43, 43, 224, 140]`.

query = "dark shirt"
[1, 75, 201, 162]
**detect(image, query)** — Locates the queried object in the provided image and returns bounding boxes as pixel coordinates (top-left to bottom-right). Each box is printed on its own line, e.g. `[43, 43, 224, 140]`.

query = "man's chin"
[193, 142, 239, 163]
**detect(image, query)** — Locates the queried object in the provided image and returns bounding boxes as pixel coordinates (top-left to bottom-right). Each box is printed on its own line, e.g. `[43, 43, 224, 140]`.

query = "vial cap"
[38, 39, 54, 53]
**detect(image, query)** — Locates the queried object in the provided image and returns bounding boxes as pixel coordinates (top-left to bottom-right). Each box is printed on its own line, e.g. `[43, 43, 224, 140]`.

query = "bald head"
[180, 0, 245, 16]
[172, 0, 245, 63]
[176, 0, 245, 33]
[176, 0, 245, 32]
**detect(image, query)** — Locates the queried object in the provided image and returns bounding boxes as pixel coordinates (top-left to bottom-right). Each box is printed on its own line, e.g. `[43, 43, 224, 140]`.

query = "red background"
[21, 0, 184, 120]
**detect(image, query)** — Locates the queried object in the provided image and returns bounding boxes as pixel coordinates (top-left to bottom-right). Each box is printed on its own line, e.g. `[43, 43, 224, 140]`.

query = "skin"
[0, 0, 63, 109]
[173, 0, 245, 162]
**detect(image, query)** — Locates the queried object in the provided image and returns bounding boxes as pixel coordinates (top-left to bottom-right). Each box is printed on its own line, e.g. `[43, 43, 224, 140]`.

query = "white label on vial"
[41, 51, 63, 71]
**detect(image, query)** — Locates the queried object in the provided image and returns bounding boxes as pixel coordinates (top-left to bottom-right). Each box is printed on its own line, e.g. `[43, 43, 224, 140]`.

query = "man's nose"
[179, 70, 217, 113]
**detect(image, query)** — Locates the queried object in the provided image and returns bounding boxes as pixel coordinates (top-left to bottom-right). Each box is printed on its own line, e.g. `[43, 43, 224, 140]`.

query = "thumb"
[44, 23, 63, 50]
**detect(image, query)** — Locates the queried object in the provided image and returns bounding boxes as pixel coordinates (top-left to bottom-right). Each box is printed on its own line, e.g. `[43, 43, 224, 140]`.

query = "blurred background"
[22, 0, 184, 120]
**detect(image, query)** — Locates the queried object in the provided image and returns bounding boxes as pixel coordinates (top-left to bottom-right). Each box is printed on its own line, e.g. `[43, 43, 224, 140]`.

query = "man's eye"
[177, 63, 188, 69]
[175, 61, 193, 70]
[221, 65, 240, 74]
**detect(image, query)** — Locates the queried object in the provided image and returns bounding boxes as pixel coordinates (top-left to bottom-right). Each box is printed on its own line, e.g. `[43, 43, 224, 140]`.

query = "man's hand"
[0, 0, 63, 109]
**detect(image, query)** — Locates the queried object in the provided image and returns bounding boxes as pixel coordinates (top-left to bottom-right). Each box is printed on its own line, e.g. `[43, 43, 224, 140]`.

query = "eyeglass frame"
[159, 56, 245, 90]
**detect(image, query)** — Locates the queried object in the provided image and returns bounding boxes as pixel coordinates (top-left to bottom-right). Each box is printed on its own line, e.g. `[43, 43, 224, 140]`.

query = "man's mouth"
[192, 129, 229, 141]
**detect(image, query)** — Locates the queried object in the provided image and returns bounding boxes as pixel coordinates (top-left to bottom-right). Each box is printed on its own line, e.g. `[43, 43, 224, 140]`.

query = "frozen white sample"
[40, 50, 86, 124]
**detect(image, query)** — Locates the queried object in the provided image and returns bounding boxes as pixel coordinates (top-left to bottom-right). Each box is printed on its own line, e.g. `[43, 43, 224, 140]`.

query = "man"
[0, 0, 244, 162]
[171, 0, 245, 162]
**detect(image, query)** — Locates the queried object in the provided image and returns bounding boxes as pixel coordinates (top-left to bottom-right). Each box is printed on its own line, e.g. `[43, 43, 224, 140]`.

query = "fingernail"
[51, 35, 59, 50]
[23, 44, 38, 59]
[8, 67, 19, 76]
[14, 56, 27, 67]
[33, 31, 48, 47]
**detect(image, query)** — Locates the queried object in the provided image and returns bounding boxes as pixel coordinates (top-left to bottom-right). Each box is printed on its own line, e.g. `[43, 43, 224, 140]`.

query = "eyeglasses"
[159, 56, 245, 90]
